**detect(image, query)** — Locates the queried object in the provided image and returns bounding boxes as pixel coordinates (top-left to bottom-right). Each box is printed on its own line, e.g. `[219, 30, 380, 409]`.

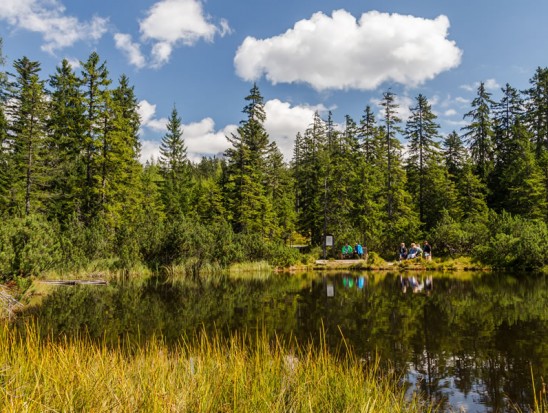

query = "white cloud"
[138, 99, 235, 163]
[455, 97, 469, 104]
[140, 0, 231, 67]
[235, 10, 462, 91]
[0, 0, 108, 53]
[370, 94, 414, 122]
[460, 78, 500, 92]
[484, 78, 500, 90]
[264, 99, 328, 160]
[138, 100, 168, 132]
[138, 98, 324, 163]
[65, 57, 81, 70]
[444, 109, 457, 116]
[114, 33, 146, 69]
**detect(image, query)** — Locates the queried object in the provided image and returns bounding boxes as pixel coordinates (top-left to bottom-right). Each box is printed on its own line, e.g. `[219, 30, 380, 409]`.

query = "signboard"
[325, 235, 334, 247]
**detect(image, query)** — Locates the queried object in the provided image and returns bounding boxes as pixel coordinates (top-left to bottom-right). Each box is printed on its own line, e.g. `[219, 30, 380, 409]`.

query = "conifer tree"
[443, 131, 468, 179]
[159, 106, 193, 218]
[224, 84, 276, 236]
[99, 75, 143, 228]
[6, 57, 48, 215]
[462, 82, 495, 183]
[80, 52, 111, 221]
[378, 90, 419, 249]
[292, 112, 328, 244]
[404, 94, 441, 224]
[46, 59, 86, 221]
[0, 40, 10, 210]
[354, 106, 385, 248]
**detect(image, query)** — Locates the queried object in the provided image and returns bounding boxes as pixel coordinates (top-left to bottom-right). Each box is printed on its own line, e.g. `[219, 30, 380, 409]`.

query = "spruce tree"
[404, 94, 442, 224]
[6, 57, 48, 215]
[46, 59, 86, 222]
[224, 84, 276, 236]
[80, 52, 111, 221]
[462, 82, 495, 183]
[159, 106, 193, 218]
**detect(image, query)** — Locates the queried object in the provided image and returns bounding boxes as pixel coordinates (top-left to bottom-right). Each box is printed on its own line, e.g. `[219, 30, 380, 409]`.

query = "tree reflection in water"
[18, 271, 547, 412]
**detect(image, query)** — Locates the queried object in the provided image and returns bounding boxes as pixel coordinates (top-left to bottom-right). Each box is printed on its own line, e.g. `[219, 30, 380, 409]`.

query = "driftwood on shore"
[38, 280, 108, 286]
[0, 287, 24, 319]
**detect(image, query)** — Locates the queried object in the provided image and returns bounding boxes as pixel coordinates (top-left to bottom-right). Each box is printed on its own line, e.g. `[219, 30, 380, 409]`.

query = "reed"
[0, 321, 434, 413]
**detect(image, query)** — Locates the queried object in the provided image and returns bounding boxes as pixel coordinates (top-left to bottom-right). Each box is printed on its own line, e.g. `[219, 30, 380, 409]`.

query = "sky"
[1, 0, 548, 163]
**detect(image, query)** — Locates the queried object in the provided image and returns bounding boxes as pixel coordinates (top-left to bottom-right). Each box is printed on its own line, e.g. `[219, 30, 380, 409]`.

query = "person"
[342, 243, 353, 259]
[355, 243, 364, 259]
[414, 242, 423, 258]
[423, 241, 432, 260]
[398, 242, 407, 261]
[407, 243, 418, 259]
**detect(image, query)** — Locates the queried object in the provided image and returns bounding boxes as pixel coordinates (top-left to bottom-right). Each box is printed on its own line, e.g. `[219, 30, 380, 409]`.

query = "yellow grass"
[0, 321, 435, 413]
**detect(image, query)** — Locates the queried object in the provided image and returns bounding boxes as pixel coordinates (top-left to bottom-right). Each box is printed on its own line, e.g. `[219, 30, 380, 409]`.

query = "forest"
[0, 37, 547, 278]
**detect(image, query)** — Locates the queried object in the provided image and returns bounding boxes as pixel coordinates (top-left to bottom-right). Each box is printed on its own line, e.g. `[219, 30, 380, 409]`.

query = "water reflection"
[17, 271, 548, 412]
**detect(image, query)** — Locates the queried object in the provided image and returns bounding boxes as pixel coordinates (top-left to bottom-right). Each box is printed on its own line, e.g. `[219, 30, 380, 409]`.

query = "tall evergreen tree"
[292, 112, 328, 244]
[80, 52, 111, 221]
[224, 84, 276, 236]
[0, 39, 10, 210]
[443, 130, 468, 179]
[378, 90, 419, 249]
[462, 82, 495, 183]
[159, 106, 193, 218]
[404, 94, 442, 224]
[6, 57, 48, 215]
[46, 59, 86, 221]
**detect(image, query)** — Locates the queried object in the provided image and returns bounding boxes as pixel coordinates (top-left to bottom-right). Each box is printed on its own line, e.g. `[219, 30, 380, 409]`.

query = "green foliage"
[0, 215, 61, 277]
[472, 211, 548, 269]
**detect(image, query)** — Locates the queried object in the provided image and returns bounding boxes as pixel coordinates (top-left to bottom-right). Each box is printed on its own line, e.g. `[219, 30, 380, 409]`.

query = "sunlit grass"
[228, 261, 273, 279]
[0, 321, 436, 413]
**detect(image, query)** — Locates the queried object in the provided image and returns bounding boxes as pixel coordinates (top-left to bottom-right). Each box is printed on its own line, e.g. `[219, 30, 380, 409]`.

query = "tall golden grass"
[0, 322, 435, 413]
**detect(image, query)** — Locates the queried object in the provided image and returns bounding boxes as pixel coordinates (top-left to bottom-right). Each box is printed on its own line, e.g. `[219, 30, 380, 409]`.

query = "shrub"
[0, 215, 62, 278]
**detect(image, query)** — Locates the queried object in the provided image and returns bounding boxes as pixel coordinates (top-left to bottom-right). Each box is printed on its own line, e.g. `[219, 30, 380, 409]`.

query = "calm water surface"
[20, 271, 547, 413]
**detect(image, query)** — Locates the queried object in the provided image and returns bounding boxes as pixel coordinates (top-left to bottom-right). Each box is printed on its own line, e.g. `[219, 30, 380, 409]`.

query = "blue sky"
[1, 0, 547, 162]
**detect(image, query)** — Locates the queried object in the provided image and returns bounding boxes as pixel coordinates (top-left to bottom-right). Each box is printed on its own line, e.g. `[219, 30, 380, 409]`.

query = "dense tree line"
[0, 40, 547, 276]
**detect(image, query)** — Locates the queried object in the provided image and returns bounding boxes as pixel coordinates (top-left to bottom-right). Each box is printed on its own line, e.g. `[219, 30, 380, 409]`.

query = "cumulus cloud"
[0, 0, 108, 53]
[235, 9, 462, 91]
[139, 0, 231, 67]
[460, 78, 500, 92]
[138, 99, 236, 163]
[138, 100, 169, 132]
[114, 33, 146, 69]
[264, 99, 327, 160]
[444, 109, 457, 116]
[138, 98, 324, 163]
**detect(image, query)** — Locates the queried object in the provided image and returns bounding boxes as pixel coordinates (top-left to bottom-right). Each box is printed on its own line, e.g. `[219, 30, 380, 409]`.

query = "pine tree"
[159, 106, 193, 218]
[404, 94, 441, 224]
[265, 142, 295, 241]
[224, 84, 276, 236]
[80, 52, 111, 221]
[0, 40, 10, 211]
[378, 90, 419, 248]
[46, 59, 86, 222]
[6, 57, 48, 215]
[292, 112, 328, 244]
[99, 75, 144, 228]
[462, 82, 495, 183]
[443, 131, 468, 179]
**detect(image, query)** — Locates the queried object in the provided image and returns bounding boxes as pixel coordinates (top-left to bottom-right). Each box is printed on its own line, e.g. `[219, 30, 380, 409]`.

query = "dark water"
[19, 271, 548, 412]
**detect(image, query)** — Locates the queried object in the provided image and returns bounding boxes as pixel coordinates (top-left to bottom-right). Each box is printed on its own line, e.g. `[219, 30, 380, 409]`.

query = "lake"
[18, 271, 548, 413]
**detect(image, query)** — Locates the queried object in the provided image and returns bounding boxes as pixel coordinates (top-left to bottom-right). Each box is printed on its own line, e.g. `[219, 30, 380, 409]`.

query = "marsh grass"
[0, 321, 435, 413]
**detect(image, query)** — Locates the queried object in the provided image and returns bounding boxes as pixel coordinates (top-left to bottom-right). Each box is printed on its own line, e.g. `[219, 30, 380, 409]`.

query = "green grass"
[0, 321, 437, 413]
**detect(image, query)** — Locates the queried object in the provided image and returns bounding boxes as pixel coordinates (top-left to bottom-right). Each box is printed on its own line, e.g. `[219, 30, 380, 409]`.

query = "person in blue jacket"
[355, 243, 364, 259]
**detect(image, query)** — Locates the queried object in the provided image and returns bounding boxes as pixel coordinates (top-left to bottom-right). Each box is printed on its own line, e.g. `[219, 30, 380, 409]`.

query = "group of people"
[398, 241, 432, 261]
[341, 243, 366, 259]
